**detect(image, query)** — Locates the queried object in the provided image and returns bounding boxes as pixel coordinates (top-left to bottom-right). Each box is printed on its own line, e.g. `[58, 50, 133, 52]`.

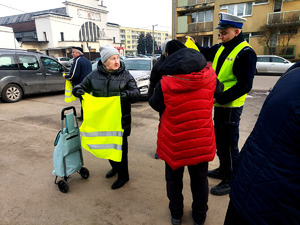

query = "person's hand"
[213, 98, 217, 104]
[73, 88, 85, 98]
[62, 73, 66, 78]
[185, 36, 195, 43]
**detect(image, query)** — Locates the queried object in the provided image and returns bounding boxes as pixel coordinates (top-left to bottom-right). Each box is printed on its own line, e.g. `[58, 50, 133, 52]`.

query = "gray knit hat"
[100, 45, 119, 63]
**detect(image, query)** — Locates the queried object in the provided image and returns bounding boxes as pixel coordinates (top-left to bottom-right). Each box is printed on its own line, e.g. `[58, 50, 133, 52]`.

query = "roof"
[0, 7, 67, 25]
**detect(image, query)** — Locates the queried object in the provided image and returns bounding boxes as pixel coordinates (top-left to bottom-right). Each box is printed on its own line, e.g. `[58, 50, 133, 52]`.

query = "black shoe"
[106, 169, 117, 178]
[171, 217, 181, 225]
[77, 116, 83, 121]
[207, 167, 224, 179]
[111, 178, 129, 189]
[210, 179, 231, 196]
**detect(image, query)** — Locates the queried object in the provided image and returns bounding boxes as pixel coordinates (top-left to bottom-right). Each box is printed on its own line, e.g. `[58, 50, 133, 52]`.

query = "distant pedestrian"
[149, 40, 223, 225]
[64, 46, 92, 121]
[224, 62, 300, 225]
[190, 12, 257, 196]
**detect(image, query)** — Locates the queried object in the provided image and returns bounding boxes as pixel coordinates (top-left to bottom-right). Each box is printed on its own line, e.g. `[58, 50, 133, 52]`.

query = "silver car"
[123, 58, 156, 99]
[253, 55, 295, 91]
[55, 57, 71, 68]
[256, 55, 294, 75]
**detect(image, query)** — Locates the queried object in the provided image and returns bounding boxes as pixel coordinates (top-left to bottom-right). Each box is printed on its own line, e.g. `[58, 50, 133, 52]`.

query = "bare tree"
[257, 24, 278, 55]
[257, 14, 300, 57]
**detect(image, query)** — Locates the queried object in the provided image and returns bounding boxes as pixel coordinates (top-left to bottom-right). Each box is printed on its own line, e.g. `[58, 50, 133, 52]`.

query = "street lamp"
[152, 24, 158, 57]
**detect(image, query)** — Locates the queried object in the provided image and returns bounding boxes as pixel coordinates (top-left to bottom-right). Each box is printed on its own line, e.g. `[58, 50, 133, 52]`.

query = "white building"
[0, 0, 122, 59]
[0, 26, 21, 49]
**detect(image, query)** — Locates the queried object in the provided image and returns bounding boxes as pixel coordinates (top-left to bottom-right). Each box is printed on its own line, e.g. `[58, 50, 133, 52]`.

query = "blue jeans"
[213, 106, 243, 179]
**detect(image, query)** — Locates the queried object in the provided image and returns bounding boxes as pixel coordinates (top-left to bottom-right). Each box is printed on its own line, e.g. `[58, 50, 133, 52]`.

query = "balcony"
[267, 10, 300, 26]
[188, 21, 213, 33]
[178, 0, 214, 8]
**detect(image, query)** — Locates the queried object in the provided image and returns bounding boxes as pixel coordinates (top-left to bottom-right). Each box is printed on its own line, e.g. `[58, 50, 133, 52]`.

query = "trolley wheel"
[79, 167, 89, 179]
[58, 180, 69, 193]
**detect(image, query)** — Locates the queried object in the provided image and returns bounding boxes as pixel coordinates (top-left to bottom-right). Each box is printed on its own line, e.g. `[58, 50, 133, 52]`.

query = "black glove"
[73, 88, 85, 98]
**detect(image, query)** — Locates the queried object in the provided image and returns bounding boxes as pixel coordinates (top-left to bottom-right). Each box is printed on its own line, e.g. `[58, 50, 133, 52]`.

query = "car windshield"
[124, 60, 151, 70]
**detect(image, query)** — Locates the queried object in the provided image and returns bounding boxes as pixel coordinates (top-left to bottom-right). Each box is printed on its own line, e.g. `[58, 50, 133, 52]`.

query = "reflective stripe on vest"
[64, 80, 77, 103]
[212, 41, 252, 107]
[80, 93, 124, 162]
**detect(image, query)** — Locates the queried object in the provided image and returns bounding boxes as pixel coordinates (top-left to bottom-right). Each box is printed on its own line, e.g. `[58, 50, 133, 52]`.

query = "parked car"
[55, 57, 71, 68]
[123, 57, 155, 99]
[256, 55, 294, 75]
[253, 55, 295, 91]
[0, 49, 69, 103]
[90, 57, 101, 64]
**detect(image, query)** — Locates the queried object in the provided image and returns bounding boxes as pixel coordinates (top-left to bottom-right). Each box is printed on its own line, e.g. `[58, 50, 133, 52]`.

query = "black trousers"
[224, 201, 251, 225]
[165, 162, 208, 224]
[109, 135, 129, 180]
[214, 106, 243, 179]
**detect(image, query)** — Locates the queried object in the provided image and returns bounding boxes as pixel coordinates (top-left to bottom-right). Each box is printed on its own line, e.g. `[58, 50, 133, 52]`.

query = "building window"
[221, 3, 252, 17]
[79, 21, 101, 42]
[60, 32, 64, 41]
[192, 10, 214, 23]
[43, 32, 47, 41]
[253, 0, 268, 5]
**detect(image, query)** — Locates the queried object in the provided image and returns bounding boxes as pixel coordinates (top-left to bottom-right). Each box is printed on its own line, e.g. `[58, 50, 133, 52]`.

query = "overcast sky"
[0, 0, 172, 32]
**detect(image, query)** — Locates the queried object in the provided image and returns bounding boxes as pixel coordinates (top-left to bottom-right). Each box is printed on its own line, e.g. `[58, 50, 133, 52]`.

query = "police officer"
[191, 13, 257, 195]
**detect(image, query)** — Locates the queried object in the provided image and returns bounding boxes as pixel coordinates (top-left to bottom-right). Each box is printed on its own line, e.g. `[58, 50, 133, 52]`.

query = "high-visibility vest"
[80, 93, 124, 162]
[64, 80, 77, 103]
[212, 41, 252, 107]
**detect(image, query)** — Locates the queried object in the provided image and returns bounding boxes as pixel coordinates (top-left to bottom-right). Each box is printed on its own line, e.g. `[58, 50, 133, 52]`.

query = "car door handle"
[36, 72, 43, 76]
[46, 73, 52, 76]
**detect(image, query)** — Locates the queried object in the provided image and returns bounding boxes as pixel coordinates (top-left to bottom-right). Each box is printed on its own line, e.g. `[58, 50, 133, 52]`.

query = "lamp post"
[152, 24, 158, 57]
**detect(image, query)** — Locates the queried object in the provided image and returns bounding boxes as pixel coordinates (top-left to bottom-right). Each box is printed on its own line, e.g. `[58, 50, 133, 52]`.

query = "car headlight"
[136, 75, 150, 82]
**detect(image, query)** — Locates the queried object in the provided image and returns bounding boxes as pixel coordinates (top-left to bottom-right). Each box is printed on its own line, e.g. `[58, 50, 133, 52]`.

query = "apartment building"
[120, 27, 170, 55]
[174, 0, 300, 60]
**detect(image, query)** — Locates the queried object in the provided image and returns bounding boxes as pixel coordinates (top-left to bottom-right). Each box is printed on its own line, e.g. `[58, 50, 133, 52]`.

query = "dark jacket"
[230, 62, 300, 224]
[66, 55, 92, 86]
[147, 55, 166, 99]
[73, 60, 140, 136]
[196, 32, 256, 105]
[149, 48, 224, 115]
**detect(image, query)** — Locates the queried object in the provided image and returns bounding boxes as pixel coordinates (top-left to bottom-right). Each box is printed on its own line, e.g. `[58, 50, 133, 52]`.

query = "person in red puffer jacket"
[149, 40, 223, 225]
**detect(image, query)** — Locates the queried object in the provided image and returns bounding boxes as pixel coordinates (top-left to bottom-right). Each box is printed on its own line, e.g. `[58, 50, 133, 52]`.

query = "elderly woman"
[73, 45, 140, 189]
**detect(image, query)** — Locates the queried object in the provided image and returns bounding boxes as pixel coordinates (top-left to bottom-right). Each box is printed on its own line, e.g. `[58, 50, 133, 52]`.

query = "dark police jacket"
[230, 62, 300, 224]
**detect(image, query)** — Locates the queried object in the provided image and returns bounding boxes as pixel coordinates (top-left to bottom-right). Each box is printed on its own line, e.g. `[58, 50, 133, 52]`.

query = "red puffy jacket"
[157, 64, 216, 170]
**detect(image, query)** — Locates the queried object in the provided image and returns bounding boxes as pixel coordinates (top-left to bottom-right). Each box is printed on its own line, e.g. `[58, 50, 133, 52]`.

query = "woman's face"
[104, 55, 120, 70]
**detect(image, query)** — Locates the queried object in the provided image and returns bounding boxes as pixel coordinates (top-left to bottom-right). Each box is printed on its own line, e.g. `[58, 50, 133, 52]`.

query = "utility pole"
[152, 24, 158, 57]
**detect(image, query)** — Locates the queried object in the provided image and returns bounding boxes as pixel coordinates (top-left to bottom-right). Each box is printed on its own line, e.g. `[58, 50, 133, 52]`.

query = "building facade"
[0, 0, 121, 60]
[120, 27, 170, 55]
[173, 0, 300, 60]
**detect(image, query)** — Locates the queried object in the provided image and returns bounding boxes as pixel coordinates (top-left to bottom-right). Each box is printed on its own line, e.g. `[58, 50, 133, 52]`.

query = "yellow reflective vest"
[212, 41, 252, 107]
[80, 93, 124, 162]
[64, 80, 77, 103]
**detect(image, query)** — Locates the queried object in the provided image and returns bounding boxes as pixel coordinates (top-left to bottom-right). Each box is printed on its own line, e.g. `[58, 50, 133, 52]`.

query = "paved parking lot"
[0, 91, 267, 225]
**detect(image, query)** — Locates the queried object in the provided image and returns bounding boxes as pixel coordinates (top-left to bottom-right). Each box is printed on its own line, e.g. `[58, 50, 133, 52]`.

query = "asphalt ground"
[0, 90, 267, 225]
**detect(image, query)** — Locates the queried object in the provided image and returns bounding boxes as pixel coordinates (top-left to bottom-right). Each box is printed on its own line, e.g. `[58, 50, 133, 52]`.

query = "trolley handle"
[61, 106, 77, 120]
